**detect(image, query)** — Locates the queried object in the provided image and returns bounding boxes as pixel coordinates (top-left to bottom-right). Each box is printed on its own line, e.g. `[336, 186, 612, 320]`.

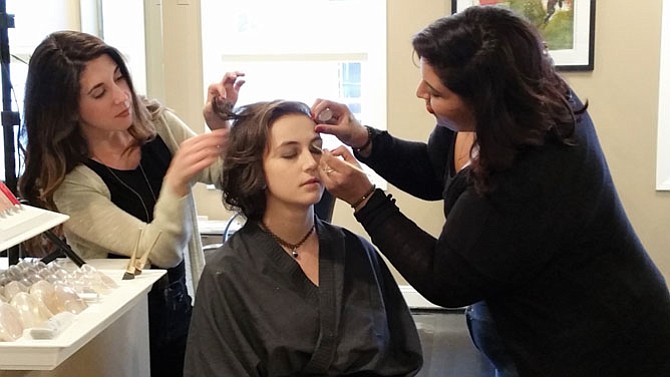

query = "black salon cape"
[183, 219, 423, 377]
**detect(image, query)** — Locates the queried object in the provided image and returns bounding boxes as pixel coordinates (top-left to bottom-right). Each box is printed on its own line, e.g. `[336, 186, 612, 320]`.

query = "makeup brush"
[122, 229, 142, 280]
[134, 232, 161, 275]
[312, 144, 367, 175]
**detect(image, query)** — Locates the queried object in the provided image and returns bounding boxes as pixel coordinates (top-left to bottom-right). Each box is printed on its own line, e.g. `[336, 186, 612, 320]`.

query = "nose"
[415, 81, 428, 100]
[113, 84, 130, 106]
[303, 150, 320, 171]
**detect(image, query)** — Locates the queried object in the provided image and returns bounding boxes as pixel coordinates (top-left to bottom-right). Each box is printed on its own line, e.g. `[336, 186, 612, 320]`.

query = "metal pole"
[0, 0, 17, 193]
[0, 0, 21, 265]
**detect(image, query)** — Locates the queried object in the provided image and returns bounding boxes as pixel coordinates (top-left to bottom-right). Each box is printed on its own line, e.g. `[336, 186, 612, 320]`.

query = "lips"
[302, 177, 321, 186]
[116, 107, 131, 118]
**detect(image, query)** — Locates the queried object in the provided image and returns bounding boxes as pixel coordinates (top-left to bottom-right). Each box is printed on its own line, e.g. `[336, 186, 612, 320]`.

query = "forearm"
[160, 111, 227, 196]
[194, 158, 224, 188]
[357, 182, 564, 309]
[354, 190, 445, 303]
[54, 174, 190, 268]
[356, 129, 445, 200]
[147, 184, 192, 267]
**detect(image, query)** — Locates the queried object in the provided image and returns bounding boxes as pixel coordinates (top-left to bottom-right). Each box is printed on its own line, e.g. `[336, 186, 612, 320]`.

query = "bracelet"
[354, 126, 373, 152]
[351, 184, 376, 210]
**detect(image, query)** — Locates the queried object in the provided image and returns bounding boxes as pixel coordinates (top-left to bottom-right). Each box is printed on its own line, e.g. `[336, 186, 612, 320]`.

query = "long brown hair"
[413, 6, 584, 193]
[18, 31, 161, 210]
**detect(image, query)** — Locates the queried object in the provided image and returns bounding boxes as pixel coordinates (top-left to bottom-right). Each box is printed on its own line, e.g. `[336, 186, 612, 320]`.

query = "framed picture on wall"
[451, 0, 596, 71]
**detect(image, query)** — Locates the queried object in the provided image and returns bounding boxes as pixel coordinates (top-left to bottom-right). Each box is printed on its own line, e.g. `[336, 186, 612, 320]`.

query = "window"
[99, 0, 147, 95]
[200, 0, 387, 185]
[1, 0, 78, 188]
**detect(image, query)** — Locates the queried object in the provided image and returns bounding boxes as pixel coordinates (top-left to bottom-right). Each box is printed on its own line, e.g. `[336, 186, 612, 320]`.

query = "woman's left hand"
[311, 98, 369, 149]
[319, 146, 374, 209]
[165, 128, 229, 197]
[203, 71, 246, 130]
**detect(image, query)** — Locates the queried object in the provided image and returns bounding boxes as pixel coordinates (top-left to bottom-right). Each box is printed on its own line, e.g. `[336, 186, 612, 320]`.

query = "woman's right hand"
[203, 71, 246, 130]
[311, 98, 370, 149]
[164, 128, 228, 197]
[318, 146, 374, 210]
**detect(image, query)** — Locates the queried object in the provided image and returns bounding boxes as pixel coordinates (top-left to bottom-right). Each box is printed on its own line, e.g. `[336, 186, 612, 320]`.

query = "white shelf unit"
[0, 205, 69, 251]
[0, 260, 165, 375]
[0, 203, 167, 375]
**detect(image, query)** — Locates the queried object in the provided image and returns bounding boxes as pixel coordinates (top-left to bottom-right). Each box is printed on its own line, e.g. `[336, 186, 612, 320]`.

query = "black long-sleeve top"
[354, 98, 670, 377]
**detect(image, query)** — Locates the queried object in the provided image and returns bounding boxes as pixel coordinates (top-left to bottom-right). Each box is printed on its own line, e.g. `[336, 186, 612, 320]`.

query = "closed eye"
[281, 153, 298, 159]
[91, 88, 105, 99]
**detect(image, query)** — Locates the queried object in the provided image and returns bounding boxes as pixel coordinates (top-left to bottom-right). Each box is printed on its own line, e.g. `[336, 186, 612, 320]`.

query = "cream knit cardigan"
[53, 109, 222, 292]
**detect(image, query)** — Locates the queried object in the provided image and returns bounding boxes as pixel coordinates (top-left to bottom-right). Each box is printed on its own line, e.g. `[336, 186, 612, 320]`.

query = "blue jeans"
[465, 301, 519, 377]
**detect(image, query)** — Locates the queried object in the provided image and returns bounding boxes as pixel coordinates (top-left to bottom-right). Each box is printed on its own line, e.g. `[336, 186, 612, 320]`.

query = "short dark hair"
[220, 100, 312, 221]
[412, 6, 582, 193]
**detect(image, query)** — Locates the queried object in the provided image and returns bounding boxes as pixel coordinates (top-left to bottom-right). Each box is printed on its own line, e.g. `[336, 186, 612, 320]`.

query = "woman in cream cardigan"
[18, 30, 244, 377]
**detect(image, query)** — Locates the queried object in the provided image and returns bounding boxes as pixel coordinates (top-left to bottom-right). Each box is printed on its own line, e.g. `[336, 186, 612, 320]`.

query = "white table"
[0, 259, 164, 376]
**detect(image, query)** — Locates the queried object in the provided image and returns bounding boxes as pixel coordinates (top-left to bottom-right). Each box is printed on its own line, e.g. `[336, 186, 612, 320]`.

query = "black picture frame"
[450, 0, 596, 71]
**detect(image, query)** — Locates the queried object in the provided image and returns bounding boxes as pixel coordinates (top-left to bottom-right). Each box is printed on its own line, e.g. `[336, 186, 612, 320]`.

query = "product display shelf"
[0, 204, 69, 252]
[0, 259, 165, 375]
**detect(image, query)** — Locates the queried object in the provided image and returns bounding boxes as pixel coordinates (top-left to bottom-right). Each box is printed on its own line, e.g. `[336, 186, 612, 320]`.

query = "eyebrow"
[86, 66, 122, 96]
[424, 80, 442, 94]
[276, 136, 323, 149]
[276, 141, 300, 149]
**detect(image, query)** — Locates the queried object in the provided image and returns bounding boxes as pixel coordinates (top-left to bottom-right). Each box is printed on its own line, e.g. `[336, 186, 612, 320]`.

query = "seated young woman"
[183, 100, 423, 376]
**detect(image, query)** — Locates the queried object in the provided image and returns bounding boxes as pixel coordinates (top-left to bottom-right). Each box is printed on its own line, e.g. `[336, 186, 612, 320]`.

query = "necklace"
[104, 162, 157, 221]
[261, 222, 315, 258]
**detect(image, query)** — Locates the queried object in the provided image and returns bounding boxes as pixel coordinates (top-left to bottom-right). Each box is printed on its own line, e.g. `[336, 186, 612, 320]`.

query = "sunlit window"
[1, 0, 78, 188]
[201, 0, 386, 185]
[200, 0, 385, 138]
[99, 0, 146, 95]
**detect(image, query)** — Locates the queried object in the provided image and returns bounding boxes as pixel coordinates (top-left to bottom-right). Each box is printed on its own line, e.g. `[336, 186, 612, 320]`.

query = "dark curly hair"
[412, 5, 585, 193]
[219, 100, 312, 221]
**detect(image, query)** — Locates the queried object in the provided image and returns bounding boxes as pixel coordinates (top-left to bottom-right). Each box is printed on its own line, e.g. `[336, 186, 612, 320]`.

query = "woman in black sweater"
[312, 6, 670, 377]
